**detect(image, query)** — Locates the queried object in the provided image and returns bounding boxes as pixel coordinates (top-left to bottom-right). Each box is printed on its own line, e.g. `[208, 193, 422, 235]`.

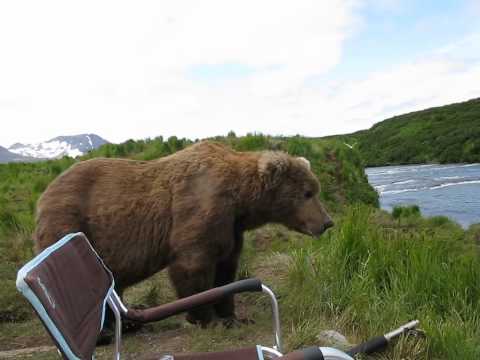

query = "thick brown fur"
[34, 141, 333, 324]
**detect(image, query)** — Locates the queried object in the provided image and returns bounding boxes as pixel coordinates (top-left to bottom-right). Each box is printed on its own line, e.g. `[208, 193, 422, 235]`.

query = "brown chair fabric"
[278, 350, 308, 360]
[144, 347, 260, 360]
[20, 233, 113, 359]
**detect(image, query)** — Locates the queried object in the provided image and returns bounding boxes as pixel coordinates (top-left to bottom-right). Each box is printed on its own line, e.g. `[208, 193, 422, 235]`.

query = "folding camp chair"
[17, 232, 419, 360]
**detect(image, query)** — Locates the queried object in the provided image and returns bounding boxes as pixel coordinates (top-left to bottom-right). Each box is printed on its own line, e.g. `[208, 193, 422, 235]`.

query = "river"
[365, 163, 480, 228]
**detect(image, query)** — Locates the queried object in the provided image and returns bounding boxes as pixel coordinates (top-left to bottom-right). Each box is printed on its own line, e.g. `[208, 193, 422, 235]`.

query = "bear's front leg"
[168, 255, 217, 326]
[214, 228, 244, 320]
[213, 255, 240, 319]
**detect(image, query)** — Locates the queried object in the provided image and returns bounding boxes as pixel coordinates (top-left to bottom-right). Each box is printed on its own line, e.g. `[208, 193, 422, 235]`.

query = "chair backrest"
[17, 232, 114, 360]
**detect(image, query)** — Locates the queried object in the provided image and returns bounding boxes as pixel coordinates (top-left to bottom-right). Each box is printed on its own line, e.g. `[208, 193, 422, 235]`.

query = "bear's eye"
[304, 190, 314, 199]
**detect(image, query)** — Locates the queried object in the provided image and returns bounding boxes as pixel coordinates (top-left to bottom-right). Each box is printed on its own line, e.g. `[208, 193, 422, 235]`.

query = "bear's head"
[258, 152, 333, 237]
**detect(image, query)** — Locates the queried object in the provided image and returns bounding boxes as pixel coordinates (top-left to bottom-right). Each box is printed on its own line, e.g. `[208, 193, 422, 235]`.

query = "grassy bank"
[284, 205, 480, 359]
[0, 135, 479, 359]
[331, 97, 480, 166]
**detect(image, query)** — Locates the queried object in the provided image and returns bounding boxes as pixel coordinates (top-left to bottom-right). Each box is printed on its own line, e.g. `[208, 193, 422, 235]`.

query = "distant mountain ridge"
[335, 98, 480, 166]
[1, 134, 108, 163]
[0, 146, 39, 163]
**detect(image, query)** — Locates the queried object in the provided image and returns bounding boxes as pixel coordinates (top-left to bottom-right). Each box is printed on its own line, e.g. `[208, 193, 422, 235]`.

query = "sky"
[0, 0, 479, 147]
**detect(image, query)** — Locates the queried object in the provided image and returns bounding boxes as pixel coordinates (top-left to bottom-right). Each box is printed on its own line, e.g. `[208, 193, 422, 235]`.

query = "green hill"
[339, 98, 480, 166]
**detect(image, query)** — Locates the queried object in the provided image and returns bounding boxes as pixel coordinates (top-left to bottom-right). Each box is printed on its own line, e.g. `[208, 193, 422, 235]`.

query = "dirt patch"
[0, 336, 43, 352]
[0, 324, 52, 352]
[0, 345, 56, 359]
[121, 327, 191, 359]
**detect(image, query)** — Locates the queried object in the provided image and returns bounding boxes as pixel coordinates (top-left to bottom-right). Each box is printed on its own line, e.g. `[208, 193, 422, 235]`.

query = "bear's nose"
[324, 220, 334, 230]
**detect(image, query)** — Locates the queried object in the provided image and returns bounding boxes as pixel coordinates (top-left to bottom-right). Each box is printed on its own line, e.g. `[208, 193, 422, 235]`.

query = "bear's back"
[39, 157, 152, 203]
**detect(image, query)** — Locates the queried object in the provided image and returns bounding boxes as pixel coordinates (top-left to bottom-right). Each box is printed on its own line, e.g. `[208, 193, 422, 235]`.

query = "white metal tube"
[107, 296, 122, 360]
[384, 320, 419, 341]
[261, 284, 283, 353]
[259, 346, 283, 359]
[111, 290, 128, 315]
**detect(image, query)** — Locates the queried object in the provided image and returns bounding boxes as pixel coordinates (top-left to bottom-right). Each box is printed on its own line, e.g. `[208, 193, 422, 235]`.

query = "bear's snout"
[323, 219, 334, 231]
[291, 197, 334, 238]
[308, 218, 334, 237]
[320, 219, 334, 235]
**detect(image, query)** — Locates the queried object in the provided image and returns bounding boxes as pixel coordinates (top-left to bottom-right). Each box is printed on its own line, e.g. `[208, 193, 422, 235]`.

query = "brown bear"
[34, 141, 333, 324]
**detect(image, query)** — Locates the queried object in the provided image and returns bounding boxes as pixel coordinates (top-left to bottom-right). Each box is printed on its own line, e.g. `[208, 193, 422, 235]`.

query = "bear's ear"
[258, 152, 290, 188]
[296, 157, 311, 170]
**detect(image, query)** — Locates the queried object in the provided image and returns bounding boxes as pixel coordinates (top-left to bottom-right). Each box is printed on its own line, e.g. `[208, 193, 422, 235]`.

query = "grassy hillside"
[0, 135, 377, 321]
[1, 135, 479, 359]
[337, 98, 480, 166]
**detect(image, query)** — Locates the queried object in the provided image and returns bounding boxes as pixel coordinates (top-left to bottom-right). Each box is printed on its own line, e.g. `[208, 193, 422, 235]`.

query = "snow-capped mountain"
[8, 134, 108, 160]
[0, 146, 39, 163]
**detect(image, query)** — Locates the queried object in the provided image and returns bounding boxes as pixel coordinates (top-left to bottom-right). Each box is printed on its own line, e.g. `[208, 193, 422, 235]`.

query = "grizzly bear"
[34, 141, 333, 325]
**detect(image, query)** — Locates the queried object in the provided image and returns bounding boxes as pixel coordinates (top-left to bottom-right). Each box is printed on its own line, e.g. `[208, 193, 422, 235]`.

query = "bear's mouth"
[296, 225, 321, 238]
[299, 222, 334, 238]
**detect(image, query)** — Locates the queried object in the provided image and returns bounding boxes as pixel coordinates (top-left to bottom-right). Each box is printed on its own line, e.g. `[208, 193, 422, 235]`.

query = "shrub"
[285, 137, 314, 158]
[392, 205, 421, 219]
[233, 133, 270, 151]
[428, 215, 451, 227]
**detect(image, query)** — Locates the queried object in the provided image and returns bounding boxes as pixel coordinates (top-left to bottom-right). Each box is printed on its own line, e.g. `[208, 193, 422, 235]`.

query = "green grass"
[0, 134, 478, 359]
[331, 97, 480, 166]
[1, 207, 479, 358]
[283, 205, 480, 359]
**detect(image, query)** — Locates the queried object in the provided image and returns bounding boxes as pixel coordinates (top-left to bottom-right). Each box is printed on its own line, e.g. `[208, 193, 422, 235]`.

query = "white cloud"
[179, 33, 480, 138]
[314, 33, 480, 133]
[0, 0, 361, 145]
[364, 0, 404, 13]
[0, 0, 479, 147]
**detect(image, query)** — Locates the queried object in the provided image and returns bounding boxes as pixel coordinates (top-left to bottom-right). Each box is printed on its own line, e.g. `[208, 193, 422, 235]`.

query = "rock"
[317, 330, 352, 350]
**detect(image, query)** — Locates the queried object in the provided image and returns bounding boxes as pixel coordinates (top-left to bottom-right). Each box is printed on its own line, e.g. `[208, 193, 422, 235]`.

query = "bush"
[285, 137, 314, 158]
[428, 215, 451, 227]
[233, 133, 271, 151]
[392, 205, 421, 219]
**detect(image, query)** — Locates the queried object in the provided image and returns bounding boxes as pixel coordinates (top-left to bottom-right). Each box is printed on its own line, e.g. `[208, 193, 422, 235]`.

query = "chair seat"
[146, 346, 262, 360]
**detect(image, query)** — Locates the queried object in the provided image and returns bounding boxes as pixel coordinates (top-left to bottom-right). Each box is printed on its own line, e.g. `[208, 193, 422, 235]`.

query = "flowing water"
[365, 163, 480, 228]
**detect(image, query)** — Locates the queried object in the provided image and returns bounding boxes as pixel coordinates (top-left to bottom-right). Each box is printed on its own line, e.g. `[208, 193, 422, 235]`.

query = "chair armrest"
[124, 278, 262, 323]
[280, 347, 325, 360]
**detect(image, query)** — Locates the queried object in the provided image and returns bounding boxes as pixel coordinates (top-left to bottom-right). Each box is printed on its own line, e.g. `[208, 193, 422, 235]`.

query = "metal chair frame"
[107, 284, 285, 360]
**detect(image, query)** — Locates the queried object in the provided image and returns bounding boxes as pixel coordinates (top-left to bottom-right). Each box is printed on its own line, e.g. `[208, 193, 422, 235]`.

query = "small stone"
[317, 330, 352, 350]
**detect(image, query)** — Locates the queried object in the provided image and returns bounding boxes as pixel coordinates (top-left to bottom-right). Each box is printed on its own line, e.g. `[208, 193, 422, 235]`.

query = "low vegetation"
[332, 98, 480, 166]
[0, 134, 478, 359]
[285, 205, 479, 359]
